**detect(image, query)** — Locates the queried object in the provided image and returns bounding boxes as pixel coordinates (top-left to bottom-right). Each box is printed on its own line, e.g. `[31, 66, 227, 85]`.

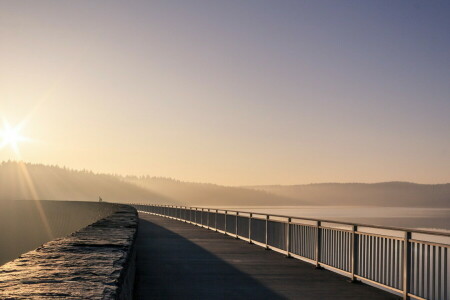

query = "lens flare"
[0, 119, 30, 154]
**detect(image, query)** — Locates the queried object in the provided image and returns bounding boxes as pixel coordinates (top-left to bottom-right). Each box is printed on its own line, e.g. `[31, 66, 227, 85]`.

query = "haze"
[1, 1, 449, 186]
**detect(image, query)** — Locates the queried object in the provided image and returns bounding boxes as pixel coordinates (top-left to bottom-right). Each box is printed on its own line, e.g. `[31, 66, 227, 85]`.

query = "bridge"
[0, 201, 447, 299]
[133, 204, 449, 300]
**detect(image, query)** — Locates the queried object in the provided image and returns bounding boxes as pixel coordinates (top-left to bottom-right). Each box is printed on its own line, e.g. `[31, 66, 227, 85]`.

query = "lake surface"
[200, 206, 450, 232]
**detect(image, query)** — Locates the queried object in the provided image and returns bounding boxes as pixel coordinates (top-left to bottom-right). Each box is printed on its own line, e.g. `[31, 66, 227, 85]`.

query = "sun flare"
[0, 120, 30, 154]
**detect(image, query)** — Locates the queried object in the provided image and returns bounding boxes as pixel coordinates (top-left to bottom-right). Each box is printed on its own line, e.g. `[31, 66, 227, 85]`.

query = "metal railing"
[133, 204, 449, 300]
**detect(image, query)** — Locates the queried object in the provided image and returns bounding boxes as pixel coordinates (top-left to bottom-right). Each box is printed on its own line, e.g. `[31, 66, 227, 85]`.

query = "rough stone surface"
[0, 204, 138, 300]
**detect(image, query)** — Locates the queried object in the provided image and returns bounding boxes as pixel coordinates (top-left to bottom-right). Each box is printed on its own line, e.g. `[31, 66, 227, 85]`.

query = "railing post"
[248, 213, 252, 244]
[235, 212, 239, 239]
[265, 215, 269, 250]
[315, 221, 322, 268]
[207, 208, 210, 229]
[403, 231, 411, 300]
[195, 207, 197, 224]
[215, 209, 218, 232]
[286, 217, 291, 258]
[201, 208, 203, 226]
[224, 210, 227, 234]
[350, 225, 358, 282]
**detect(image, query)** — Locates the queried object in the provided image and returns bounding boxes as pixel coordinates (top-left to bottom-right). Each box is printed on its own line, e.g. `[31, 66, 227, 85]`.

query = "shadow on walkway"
[134, 214, 399, 300]
[134, 218, 284, 299]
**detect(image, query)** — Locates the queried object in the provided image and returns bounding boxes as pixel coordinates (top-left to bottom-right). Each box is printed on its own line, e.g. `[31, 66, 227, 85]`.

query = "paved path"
[134, 213, 399, 299]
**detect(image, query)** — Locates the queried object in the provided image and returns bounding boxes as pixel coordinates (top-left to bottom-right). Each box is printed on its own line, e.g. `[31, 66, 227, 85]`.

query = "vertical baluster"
[286, 218, 291, 257]
[341, 231, 345, 271]
[397, 239, 401, 291]
[324, 229, 328, 265]
[339, 231, 342, 269]
[235, 212, 239, 239]
[416, 243, 420, 297]
[342, 231, 345, 271]
[360, 234, 364, 278]
[301, 226, 305, 257]
[224, 210, 227, 234]
[347, 232, 351, 272]
[431, 245, 436, 300]
[363, 235, 369, 278]
[387, 238, 391, 287]
[411, 242, 416, 296]
[309, 226, 312, 259]
[306, 226, 310, 260]
[369, 236, 373, 280]
[403, 232, 411, 300]
[350, 226, 357, 282]
[380, 237, 384, 285]
[215, 209, 218, 231]
[374, 236, 378, 281]
[249, 213, 252, 243]
[201, 208, 204, 226]
[382, 238, 386, 285]
[338, 231, 342, 269]
[330, 229, 333, 266]
[332, 230, 335, 267]
[427, 244, 431, 298]
[308, 226, 311, 259]
[379, 237, 383, 283]
[444, 247, 447, 300]
[303, 226, 306, 258]
[438, 246, 442, 300]
[316, 221, 322, 268]
[265, 215, 269, 249]
[417, 244, 425, 297]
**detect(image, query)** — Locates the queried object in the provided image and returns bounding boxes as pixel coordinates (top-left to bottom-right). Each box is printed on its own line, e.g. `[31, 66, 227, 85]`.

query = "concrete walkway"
[134, 213, 399, 299]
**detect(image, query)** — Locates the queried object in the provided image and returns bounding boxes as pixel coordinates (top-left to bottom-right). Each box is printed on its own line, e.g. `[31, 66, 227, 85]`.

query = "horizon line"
[1, 160, 449, 187]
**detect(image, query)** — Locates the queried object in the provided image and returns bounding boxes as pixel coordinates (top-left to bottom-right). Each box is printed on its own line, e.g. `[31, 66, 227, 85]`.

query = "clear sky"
[0, 1, 449, 185]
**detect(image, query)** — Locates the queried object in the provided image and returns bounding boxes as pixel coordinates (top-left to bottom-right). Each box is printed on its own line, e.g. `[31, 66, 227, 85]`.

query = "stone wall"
[0, 204, 138, 299]
[0, 200, 121, 265]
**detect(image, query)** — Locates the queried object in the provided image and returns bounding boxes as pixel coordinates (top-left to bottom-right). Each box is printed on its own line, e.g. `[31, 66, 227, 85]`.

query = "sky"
[0, 1, 449, 186]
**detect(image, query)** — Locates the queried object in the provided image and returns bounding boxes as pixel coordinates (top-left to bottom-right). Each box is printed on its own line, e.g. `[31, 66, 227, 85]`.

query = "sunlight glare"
[0, 119, 30, 154]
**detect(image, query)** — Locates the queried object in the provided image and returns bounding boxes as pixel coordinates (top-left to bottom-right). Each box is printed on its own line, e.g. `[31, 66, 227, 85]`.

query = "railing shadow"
[134, 218, 285, 299]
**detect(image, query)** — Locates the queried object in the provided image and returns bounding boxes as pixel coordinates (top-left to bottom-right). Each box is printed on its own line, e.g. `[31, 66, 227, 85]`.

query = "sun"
[0, 119, 30, 154]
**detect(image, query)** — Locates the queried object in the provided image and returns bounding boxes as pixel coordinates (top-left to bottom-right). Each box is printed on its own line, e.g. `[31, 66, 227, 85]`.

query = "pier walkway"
[133, 213, 398, 299]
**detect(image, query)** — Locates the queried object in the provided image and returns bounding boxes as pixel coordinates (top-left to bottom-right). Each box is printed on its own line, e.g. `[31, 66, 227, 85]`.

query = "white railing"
[133, 204, 449, 300]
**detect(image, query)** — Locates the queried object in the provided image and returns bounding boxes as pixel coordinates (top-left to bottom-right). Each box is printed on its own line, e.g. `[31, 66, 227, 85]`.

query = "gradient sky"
[1, 1, 449, 185]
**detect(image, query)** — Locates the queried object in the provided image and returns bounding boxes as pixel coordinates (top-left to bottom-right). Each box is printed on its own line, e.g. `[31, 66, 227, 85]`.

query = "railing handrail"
[149, 204, 450, 239]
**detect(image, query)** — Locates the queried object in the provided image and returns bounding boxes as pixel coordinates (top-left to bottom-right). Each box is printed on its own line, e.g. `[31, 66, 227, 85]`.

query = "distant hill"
[248, 182, 450, 208]
[1, 161, 448, 207]
[0, 162, 173, 204]
[0, 162, 297, 206]
[124, 176, 297, 206]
